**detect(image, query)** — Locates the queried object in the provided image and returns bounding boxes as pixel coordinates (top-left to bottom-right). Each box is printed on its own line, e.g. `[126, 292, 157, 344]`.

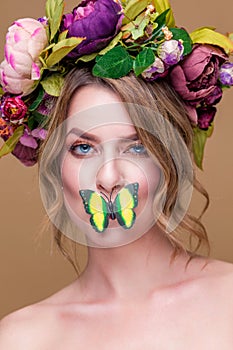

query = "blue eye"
[70, 143, 94, 156]
[78, 144, 92, 153]
[133, 144, 145, 153]
[128, 144, 147, 155]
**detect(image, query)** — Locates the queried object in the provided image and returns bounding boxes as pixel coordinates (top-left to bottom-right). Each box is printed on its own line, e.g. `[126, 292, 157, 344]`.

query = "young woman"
[0, 0, 233, 348]
[0, 66, 233, 348]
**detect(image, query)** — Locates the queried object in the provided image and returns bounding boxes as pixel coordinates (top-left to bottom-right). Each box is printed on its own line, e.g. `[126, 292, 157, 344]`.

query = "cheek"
[129, 160, 161, 213]
[138, 168, 160, 193]
[61, 157, 82, 209]
[147, 163, 161, 194]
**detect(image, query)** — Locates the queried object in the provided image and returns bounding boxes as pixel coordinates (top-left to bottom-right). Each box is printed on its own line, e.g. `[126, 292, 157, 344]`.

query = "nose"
[96, 159, 125, 196]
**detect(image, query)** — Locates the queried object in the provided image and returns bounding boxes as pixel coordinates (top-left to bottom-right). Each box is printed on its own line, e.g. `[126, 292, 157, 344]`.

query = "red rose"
[1, 96, 28, 124]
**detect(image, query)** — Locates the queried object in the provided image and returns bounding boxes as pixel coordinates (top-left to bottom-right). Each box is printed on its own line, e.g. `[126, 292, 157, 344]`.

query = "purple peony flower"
[158, 40, 184, 66]
[169, 45, 227, 107]
[20, 131, 38, 149]
[31, 127, 47, 140]
[219, 62, 233, 86]
[204, 85, 222, 106]
[61, 0, 123, 57]
[12, 127, 47, 166]
[1, 96, 28, 125]
[19, 127, 47, 148]
[12, 142, 38, 166]
[197, 106, 216, 130]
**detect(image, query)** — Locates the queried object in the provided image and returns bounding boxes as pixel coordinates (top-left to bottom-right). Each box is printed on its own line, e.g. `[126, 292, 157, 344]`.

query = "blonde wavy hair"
[39, 67, 210, 274]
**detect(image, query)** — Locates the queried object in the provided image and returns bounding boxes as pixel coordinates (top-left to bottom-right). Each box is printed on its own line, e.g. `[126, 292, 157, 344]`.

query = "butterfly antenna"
[109, 187, 115, 202]
[100, 191, 109, 202]
[100, 186, 116, 202]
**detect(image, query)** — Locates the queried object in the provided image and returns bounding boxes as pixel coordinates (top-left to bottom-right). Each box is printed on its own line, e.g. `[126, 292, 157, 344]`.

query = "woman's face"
[61, 85, 163, 247]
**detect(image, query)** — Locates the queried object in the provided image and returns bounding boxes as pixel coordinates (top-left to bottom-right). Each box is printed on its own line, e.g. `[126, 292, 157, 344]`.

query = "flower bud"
[219, 62, 233, 86]
[197, 106, 216, 130]
[141, 57, 165, 80]
[158, 39, 184, 66]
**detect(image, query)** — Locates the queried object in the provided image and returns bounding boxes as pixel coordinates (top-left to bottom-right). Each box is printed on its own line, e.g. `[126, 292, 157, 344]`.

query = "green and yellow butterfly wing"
[79, 190, 109, 233]
[114, 183, 139, 229]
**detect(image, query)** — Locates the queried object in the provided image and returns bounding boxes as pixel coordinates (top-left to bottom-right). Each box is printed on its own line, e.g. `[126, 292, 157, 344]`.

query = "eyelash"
[125, 143, 147, 156]
[69, 141, 95, 157]
[69, 141, 147, 157]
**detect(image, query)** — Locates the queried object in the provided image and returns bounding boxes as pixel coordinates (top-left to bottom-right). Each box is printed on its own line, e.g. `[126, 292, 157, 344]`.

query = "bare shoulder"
[193, 257, 233, 308]
[0, 281, 81, 349]
[0, 302, 57, 349]
[201, 258, 233, 286]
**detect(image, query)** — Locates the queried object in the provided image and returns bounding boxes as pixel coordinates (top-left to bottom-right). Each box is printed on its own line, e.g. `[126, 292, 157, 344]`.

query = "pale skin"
[0, 86, 233, 349]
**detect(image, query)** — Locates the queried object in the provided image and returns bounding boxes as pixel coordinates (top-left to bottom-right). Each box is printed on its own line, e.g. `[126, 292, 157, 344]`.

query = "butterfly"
[79, 183, 139, 233]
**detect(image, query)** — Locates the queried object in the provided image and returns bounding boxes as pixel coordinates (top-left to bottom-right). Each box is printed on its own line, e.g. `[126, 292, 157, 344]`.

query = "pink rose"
[0, 18, 48, 96]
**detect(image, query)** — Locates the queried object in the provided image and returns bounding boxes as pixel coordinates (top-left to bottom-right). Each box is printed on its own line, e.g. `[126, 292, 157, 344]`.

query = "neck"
[77, 226, 193, 302]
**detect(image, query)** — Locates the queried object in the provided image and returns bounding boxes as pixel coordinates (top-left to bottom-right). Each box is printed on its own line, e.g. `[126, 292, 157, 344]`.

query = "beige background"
[0, 0, 232, 319]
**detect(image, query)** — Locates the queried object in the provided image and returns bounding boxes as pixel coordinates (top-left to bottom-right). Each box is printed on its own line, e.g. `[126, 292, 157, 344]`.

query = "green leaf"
[155, 8, 170, 28]
[190, 27, 233, 54]
[27, 115, 36, 130]
[122, 0, 151, 24]
[148, 9, 170, 41]
[76, 53, 98, 63]
[99, 32, 123, 55]
[41, 43, 56, 54]
[40, 74, 64, 97]
[46, 0, 64, 41]
[152, 0, 175, 27]
[58, 30, 68, 42]
[133, 48, 155, 76]
[46, 37, 85, 67]
[131, 13, 150, 40]
[170, 28, 193, 55]
[193, 125, 213, 170]
[121, 0, 130, 4]
[0, 125, 24, 158]
[28, 111, 48, 130]
[28, 88, 45, 112]
[92, 46, 133, 78]
[0, 86, 4, 96]
[122, 14, 149, 41]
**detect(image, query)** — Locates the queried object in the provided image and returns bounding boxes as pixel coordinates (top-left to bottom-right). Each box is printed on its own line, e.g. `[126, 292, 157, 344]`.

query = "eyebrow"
[66, 127, 139, 142]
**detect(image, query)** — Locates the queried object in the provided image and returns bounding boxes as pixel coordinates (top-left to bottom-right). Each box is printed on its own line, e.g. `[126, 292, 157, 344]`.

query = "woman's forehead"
[68, 84, 123, 115]
[66, 85, 135, 134]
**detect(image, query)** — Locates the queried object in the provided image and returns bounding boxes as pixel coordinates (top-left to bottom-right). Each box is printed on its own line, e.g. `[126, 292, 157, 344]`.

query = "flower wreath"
[0, 0, 232, 167]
